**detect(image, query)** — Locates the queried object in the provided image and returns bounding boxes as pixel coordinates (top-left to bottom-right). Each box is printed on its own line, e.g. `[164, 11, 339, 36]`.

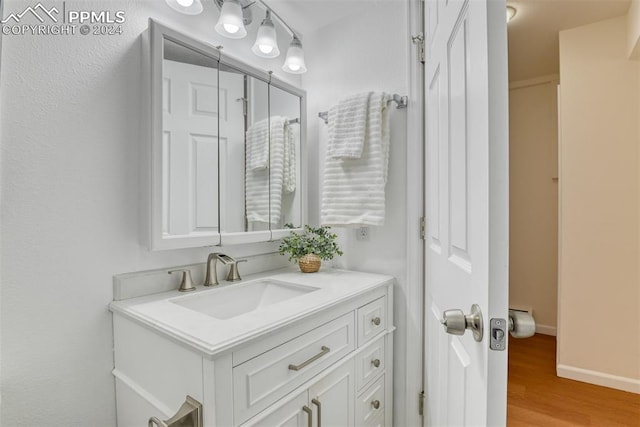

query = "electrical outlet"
[356, 226, 369, 241]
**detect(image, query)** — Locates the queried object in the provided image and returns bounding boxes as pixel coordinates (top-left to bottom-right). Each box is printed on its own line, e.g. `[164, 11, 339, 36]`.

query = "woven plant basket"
[298, 254, 321, 273]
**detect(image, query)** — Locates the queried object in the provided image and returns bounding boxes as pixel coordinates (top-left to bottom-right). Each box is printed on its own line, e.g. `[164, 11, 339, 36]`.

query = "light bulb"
[165, 0, 203, 15]
[215, 0, 247, 39]
[288, 64, 300, 71]
[223, 23, 240, 33]
[251, 11, 280, 58]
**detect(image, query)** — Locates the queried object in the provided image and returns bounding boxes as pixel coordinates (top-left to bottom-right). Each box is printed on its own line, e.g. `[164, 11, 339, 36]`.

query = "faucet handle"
[168, 269, 196, 292]
[226, 259, 248, 282]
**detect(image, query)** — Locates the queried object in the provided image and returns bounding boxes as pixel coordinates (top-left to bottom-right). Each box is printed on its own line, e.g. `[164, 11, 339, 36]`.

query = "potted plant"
[279, 225, 343, 273]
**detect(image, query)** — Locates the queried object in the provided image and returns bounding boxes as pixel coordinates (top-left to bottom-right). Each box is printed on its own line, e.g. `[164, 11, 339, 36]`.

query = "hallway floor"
[507, 334, 640, 426]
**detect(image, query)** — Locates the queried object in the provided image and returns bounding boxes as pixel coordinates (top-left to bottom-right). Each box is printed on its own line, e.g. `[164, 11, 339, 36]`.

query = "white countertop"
[109, 267, 394, 357]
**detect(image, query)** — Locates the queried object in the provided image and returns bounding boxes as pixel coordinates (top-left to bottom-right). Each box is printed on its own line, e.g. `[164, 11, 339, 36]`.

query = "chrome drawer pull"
[371, 400, 381, 410]
[371, 317, 381, 326]
[303, 406, 313, 427]
[288, 346, 331, 371]
[371, 358, 381, 368]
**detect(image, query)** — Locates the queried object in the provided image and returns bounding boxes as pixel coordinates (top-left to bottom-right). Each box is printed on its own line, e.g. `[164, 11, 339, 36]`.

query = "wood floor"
[507, 334, 640, 426]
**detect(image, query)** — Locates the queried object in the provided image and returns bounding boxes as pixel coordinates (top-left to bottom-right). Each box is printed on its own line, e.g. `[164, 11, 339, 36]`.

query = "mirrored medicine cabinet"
[148, 20, 306, 250]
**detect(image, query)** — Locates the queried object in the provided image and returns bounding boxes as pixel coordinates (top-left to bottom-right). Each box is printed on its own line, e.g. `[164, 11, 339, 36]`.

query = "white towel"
[246, 116, 293, 224]
[246, 118, 269, 170]
[321, 92, 392, 227]
[283, 123, 296, 194]
[327, 92, 372, 159]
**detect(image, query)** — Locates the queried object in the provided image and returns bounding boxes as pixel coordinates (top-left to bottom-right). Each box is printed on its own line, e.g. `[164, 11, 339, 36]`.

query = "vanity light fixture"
[165, 0, 204, 15]
[506, 6, 517, 23]
[282, 36, 307, 74]
[251, 10, 280, 58]
[215, 0, 248, 38]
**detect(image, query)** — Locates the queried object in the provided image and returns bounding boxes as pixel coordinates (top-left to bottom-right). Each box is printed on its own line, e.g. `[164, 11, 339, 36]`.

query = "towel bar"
[318, 94, 408, 124]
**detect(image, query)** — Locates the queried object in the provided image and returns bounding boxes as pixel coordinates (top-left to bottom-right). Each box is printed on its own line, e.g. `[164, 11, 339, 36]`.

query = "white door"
[423, 0, 509, 425]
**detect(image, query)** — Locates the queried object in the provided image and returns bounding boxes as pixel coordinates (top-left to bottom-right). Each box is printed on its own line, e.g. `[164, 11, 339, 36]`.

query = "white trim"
[535, 324, 557, 336]
[401, 1, 425, 426]
[557, 364, 640, 394]
[509, 74, 560, 91]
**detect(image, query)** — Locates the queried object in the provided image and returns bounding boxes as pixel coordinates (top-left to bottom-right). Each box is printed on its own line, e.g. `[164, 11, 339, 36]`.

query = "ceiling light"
[506, 6, 516, 23]
[282, 36, 307, 74]
[165, 0, 203, 15]
[252, 11, 280, 58]
[215, 0, 247, 39]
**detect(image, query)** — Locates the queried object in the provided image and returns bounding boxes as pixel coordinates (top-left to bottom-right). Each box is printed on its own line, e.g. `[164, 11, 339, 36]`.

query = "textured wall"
[300, 3, 412, 425]
[0, 0, 300, 425]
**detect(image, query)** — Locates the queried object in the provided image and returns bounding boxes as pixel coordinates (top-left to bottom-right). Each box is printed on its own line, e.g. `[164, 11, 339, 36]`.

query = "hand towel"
[327, 92, 373, 159]
[321, 92, 392, 227]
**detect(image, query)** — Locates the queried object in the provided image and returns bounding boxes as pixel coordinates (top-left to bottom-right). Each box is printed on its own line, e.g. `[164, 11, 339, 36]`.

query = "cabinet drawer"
[356, 335, 385, 391]
[357, 297, 387, 346]
[233, 312, 355, 424]
[356, 375, 385, 427]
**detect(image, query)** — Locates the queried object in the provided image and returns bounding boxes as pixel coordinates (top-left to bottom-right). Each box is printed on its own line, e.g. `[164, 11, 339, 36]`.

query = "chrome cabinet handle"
[371, 400, 381, 410]
[288, 346, 331, 371]
[312, 398, 322, 427]
[303, 406, 313, 427]
[371, 358, 381, 368]
[371, 317, 381, 326]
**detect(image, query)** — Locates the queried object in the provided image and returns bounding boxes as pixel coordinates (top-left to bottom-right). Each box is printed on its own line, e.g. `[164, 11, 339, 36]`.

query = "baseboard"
[535, 324, 557, 336]
[557, 364, 640, 394]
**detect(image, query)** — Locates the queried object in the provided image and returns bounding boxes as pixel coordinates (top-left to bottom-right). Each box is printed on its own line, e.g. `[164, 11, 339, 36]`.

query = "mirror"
[148, 21, 306, 250]
[268, 84, 303, 233]
[162, 38, 220, 242]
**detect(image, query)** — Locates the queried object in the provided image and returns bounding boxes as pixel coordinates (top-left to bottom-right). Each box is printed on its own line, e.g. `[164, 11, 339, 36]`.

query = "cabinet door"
[308, 360, 355, 427]
[242, 390, 309, 427]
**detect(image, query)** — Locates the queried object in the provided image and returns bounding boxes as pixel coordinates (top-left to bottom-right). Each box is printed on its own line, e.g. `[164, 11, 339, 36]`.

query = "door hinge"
[412, 33, 425, 64]
[419, 391, 425, 416]
[420, 216, 426, 240]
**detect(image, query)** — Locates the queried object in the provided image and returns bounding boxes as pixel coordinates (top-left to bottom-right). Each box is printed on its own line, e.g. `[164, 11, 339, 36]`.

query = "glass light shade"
[215, 0, 247, 39]
[282, 37, 307, 74]
[251, 15, 280, 58]
[165, 0, 203, 15]
[506, 6, 516, 23]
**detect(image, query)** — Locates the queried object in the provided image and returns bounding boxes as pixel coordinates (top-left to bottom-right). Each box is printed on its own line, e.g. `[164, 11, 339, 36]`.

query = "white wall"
[300, 2, 415, 425]
[508, 78, 559, 334]
[0, 0, 301, 425]
[558, 15, 640, 392]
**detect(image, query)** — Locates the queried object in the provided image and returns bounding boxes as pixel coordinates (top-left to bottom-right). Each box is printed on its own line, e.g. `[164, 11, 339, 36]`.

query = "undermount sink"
[170, 279, 319, 320]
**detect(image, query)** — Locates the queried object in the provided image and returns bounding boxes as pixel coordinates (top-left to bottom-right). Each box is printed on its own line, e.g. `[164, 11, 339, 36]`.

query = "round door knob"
[371, 358, 381, 368]
[440, 304, 484, 342]
[371, 400, 381, 409]
[371, 317, 381, 326]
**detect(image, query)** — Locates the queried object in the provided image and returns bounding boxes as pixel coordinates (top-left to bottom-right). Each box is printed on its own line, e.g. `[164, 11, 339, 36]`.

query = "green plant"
[279, 225, 343, 263]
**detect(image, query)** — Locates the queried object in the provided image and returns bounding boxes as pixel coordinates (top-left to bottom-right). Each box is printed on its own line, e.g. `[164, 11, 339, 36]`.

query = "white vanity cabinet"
[111, 269, 394, 427]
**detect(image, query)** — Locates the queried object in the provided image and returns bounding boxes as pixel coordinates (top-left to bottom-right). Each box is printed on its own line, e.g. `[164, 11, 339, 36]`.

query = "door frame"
[399, 0, 426, 426]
